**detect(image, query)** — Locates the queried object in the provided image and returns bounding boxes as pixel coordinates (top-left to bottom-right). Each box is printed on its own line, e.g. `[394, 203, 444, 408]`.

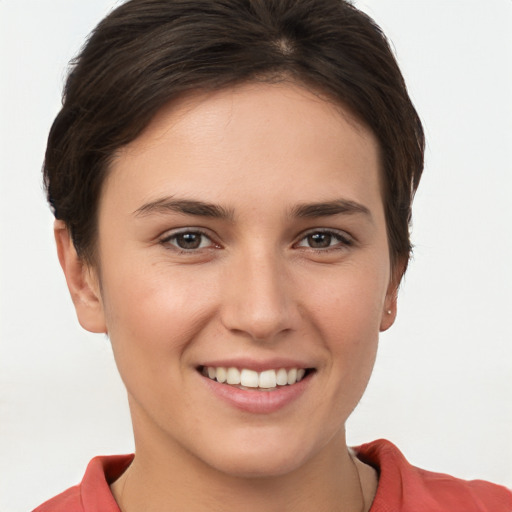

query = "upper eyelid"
[160, 227, 214, 240]
[296, 227, 353, 240]
[159, 228, 220, 250]
[293, 229, 354, 250]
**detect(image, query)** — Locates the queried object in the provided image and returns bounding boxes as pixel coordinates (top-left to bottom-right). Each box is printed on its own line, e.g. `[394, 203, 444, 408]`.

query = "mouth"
[198, 366, 315, 391]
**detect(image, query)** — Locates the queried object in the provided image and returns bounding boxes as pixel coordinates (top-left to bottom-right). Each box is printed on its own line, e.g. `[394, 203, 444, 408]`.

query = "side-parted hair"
[44, 0, 424, 273]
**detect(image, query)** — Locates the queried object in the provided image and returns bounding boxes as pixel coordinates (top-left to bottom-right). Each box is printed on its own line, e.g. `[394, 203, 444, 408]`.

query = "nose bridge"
[221, 244, 296, 341]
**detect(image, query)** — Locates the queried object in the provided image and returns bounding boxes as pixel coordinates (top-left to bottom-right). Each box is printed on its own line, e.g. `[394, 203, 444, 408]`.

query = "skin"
[56, 82, 399, 511]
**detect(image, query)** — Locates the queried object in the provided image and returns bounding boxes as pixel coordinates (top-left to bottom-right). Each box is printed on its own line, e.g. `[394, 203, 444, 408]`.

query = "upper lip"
[198, 358, 314, 373]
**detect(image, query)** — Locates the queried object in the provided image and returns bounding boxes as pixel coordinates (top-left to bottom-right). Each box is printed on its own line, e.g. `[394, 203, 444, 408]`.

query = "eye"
[161, 230, 216, 251]
[296, 230, 353, 250]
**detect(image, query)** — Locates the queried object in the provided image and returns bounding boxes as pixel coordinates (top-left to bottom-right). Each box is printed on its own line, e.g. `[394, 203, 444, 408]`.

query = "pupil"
[309, 233, 331, 248]
[177, 233, 201, 249]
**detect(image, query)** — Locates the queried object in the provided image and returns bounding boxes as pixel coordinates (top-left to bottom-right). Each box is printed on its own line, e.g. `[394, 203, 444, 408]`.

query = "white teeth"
[276, 368, 288, 386]
[203, 366, 310, 389]
[240, 369, 259, 388]
[216, 367, 227, 383]
[258, 369, 277, 388]
[226, 367, 241, 385]
[287, 368, 297, 385]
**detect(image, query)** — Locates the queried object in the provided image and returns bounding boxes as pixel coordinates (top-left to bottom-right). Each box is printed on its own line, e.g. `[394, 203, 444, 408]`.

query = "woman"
[32, 0, 511, 510]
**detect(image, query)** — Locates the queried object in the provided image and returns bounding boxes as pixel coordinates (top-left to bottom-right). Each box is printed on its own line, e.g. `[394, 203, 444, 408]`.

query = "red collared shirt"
[33, 439, 512, 511]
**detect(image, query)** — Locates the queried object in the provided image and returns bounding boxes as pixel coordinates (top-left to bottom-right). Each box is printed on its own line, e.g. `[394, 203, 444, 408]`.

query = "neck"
[112, 428, 375, 512]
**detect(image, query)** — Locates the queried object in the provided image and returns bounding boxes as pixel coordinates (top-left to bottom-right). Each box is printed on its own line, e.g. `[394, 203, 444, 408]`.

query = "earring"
[386, 310, 392, 315]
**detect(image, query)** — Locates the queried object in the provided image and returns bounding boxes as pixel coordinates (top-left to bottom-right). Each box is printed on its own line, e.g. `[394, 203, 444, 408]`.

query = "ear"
[379, 259, 405, 332]
[54, 220, 107, 333]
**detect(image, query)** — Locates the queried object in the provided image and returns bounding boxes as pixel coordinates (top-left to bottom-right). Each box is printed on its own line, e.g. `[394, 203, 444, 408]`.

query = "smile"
[200, 366, 312, 391]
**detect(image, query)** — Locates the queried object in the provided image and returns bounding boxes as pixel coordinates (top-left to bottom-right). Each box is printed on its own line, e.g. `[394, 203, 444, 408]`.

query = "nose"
[220, 248, 299, 342]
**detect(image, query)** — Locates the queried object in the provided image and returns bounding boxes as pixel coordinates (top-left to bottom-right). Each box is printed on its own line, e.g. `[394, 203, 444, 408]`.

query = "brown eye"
[307, 232, 333, 249]
[296, 230, 353, 250]
[162, 230, 215, 251]
[175, 232, 203, 249]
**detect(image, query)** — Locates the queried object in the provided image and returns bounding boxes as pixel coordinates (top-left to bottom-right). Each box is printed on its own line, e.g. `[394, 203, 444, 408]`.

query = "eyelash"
[160, 229, 218, 253]
[159, 228, 353, 253]
[294, 229, 354, 252]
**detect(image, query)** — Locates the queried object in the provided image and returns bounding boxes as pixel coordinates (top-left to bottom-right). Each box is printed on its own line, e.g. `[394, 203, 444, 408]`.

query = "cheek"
[99, 267, 221, 425]
[100, 261, 218, 370]
[306, 263, 387, 333]
[302, 264, 386, 375]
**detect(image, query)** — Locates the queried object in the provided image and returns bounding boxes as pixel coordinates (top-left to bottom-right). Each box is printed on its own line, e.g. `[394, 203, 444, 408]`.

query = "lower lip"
[200, 373, 312, 414]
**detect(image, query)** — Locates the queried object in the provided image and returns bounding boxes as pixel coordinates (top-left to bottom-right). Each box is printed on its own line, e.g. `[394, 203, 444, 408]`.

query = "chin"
[208, 449, 308, 479]
[194, 426, 328, 479]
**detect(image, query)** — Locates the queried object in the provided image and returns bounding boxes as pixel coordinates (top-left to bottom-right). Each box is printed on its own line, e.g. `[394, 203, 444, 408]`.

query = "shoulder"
[355, 439, 512, 512]
[31, 454, 133, 512]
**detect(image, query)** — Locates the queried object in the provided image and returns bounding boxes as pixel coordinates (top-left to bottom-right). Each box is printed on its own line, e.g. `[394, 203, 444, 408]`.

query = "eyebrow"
[133, 197, 234, 220]
[133, 197, 371, 222]
[290, 199, 372, 220]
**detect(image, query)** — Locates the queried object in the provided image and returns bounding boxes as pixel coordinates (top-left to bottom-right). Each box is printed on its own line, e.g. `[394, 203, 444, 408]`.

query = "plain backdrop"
[1, 1, 511, 510]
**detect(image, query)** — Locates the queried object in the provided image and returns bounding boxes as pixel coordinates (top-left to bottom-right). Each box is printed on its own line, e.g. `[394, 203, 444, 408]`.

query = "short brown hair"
[44, 0, 424, 272]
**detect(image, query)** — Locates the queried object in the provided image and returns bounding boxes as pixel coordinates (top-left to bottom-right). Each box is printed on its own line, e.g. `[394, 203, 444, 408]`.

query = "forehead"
[125, 81, 376, 159]
[104, 82, 383, 217]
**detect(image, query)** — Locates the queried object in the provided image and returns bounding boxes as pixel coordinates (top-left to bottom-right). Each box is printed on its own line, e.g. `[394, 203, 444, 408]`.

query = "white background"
[0, 1, 511, 510]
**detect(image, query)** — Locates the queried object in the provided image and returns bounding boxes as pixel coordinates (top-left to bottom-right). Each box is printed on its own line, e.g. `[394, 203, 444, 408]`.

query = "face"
[65, 82, 397, 477]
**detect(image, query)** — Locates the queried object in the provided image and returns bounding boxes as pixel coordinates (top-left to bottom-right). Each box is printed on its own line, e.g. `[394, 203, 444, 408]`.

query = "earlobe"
[54, 220, 107, 333]
[379, 294, 397, 332]
[379, 260, 404, 332]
